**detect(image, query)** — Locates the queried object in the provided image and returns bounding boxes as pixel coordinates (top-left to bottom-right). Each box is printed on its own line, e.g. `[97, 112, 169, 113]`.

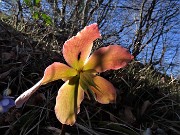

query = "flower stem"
[61, 124, 65, 135]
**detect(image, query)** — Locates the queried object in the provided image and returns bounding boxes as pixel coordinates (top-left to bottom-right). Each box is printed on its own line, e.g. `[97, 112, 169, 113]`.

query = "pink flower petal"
[42, 62, 78, 84]
[84, 45, 134, 72]
[15, 79, 42, 108]
[90, 76, 116, 104]
[63, 23, 101, 70]
[55, 78, 84, 125]
[15, 62, 77, 108]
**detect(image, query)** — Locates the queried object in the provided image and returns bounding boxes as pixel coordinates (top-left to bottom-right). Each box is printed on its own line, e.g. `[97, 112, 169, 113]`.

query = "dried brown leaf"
[141, 100, 152, 116]
[124, 106, 136, 123]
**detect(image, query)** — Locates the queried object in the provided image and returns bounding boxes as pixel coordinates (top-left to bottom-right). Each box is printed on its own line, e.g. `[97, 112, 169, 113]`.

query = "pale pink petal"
[84, 45, 134, 72]
[90, 76, 116, 104]
[15, 79, 42, 108]
[41, 62, 78, 84]
[63, 23, 101, 70]
[15, 62, 77, 108]
[55, 79, 84, 125]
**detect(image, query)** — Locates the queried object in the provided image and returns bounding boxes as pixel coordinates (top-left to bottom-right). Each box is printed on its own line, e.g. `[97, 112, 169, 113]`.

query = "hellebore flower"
[15, 23, 134, 125]
[0, 96, 15, 113]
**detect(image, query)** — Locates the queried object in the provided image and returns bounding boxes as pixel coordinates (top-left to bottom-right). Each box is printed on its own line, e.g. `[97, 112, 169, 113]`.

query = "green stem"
[74, 76, 79, 117]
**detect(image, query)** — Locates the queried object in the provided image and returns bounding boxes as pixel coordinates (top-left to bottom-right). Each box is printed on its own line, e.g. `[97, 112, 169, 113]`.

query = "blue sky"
[0, 0, 179, 78]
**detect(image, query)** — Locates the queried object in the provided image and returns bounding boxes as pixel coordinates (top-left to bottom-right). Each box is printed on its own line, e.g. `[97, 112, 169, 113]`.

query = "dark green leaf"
[33, 12, 39, 20]
[34, 0, 41, 7]
[41, 13, 52, 25]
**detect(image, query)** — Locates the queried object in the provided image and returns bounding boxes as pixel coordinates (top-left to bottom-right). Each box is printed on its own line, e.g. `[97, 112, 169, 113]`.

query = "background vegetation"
[0, 0, 179, 135]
